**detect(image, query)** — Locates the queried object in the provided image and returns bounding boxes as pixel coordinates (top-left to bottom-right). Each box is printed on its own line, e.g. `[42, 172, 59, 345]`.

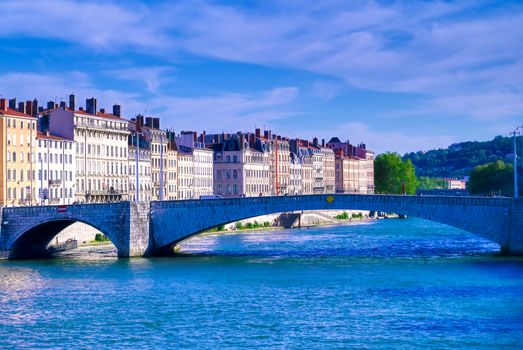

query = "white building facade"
[47, 100, 129, 203]
[128, 145, 152, 202]
[35, 132, 76, 204]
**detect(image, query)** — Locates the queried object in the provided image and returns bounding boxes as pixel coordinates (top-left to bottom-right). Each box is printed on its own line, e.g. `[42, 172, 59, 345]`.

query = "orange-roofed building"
[0, 98, 38, 206]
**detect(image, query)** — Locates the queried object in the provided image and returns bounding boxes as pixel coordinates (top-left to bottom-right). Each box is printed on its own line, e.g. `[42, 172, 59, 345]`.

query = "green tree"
[374, 152, 418, 194]
[467, 160, 514, 196]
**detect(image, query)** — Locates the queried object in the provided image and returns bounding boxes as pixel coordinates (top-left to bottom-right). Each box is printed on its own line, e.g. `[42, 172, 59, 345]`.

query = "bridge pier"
[124, 202, 151, 257]
[507, 199, 523, 255]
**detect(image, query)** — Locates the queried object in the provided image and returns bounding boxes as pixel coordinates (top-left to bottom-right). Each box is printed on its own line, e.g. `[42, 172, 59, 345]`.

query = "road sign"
[57, 205, 67, 213]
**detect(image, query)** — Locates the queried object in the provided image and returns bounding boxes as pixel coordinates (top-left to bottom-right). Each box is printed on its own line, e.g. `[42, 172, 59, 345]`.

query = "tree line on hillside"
[375, 153, 519, 197]
[402, 135, 521, 178]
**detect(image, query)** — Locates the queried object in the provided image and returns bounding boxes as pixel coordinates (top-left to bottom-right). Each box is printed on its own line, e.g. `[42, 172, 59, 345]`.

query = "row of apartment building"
[0, 96, 374, 206]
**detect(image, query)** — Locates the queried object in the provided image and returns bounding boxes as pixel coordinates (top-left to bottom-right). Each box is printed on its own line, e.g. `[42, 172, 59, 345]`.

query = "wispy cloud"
[105, 66, 174, 94]
[0, 71, 299, 133]
[150, 87, 300, 131]
[303, 121, 456, 155]
[0, 0, 166, 51]
[1, 0, 522, 152]
[2, 1, 522, 104]
[0, 71, 145, 114]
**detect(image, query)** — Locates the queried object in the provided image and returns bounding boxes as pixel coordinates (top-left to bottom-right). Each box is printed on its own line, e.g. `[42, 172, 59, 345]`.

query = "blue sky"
[1, 0, 522, 154]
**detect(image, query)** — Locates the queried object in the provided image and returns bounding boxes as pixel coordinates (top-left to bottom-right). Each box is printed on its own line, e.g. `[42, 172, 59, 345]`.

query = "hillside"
[403, 135, 519, 178]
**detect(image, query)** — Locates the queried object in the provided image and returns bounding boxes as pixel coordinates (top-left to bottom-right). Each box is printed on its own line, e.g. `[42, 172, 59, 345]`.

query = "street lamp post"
[40, 156, 44, 205]
[159, 133, 164, 201]
[135, 132, 140, 202]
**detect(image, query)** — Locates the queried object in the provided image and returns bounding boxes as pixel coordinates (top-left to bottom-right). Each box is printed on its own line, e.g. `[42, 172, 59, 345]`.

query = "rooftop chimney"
[113, 104, 121, 117]
[69, 94, 76, 111]
[59, 101, 66, 109]
[100, 108, 105, 114]
[32, 99, 39, 117]
[86, 97, 97, 115]
[145, 117, 153, 128]
[18, 102, 26, 114]
[8, 98, 16, 110]
[136, 115, 144, 129]
[240, 134, 245, 149]
[152, 118, 160, 129]
[321, 139, 325, 147]
[26, 100, 34, 115]
[47, 101, 54, 110]
[193, 131, 197, 143]
[0, 98, 7, 112]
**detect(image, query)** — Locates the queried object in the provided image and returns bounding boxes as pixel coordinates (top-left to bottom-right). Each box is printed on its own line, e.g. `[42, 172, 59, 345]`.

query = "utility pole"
[514, 129, 519, 199]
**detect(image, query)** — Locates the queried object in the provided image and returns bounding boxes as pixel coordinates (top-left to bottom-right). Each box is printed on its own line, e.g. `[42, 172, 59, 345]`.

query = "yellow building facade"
[0, 99, 38, 206]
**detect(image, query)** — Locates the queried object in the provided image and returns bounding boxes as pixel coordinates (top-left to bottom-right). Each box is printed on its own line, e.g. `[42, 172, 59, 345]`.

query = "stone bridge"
[1, 195, 522, 258]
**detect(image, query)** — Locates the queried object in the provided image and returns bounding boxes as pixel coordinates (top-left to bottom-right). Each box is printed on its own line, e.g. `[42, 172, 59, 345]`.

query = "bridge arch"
[7, 217, 116, 259]
[1, 202, 132, 259]
[150, 194, 513, 254]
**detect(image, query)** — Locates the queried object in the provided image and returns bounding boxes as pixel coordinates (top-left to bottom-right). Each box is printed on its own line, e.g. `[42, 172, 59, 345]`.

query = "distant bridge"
[1, 195, 522, 258]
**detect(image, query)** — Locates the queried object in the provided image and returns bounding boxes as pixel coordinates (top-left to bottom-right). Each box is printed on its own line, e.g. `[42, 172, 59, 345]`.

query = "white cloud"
[0, 0, 166, 51]
[310, 81, 344, 101]
[2, 1, 522, 103]
[149, 87, 300, 131]
[0, 71, 145, 115]
[303, 122, 456, 155]
[0, 70, 300, 133]
[105, 67, 174, 94]
[1, 0, 522, 150]
[163, 1, 523, 122]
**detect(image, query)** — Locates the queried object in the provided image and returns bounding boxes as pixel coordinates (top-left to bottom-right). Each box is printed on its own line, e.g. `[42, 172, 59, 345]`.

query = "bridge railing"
[150, 194, 513, 209]
[0, 194, 513, 214]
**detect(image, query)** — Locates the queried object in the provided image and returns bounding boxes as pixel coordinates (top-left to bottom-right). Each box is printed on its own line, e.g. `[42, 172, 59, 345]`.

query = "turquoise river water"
[0, 218, 522, 349]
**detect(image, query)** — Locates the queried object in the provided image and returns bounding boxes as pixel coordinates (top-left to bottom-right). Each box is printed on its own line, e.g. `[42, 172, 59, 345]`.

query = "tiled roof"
[95, 111, 124, 120]
[47, 107, 127, 121]
[0, 108, 36, 118]
[36, 131, 73, 141]
[73, 109, 124, 120]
